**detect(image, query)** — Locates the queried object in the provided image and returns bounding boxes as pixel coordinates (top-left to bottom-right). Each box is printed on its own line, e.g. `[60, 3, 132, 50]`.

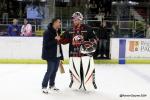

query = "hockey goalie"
[60, 12, 97, 91]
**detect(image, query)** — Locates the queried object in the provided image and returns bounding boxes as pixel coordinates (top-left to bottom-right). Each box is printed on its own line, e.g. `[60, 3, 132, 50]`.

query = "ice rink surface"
[0, 64, 150, 100]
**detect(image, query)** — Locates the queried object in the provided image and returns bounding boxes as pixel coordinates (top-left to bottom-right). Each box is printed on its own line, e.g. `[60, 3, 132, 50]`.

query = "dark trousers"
[42, 58, 60, 88]
[98, 39, 107, 55]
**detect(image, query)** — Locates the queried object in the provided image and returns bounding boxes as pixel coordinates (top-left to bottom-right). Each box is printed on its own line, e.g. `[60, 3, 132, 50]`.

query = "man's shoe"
[49, 86, 59, 91]
[42, 88, 48, 94]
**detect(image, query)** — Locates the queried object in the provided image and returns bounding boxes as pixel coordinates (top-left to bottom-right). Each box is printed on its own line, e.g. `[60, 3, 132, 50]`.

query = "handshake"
[55, 35, 61, 41]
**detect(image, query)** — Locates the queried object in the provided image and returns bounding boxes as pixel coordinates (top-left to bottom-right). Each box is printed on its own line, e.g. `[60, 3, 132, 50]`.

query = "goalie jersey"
[60, 24, 97, 57]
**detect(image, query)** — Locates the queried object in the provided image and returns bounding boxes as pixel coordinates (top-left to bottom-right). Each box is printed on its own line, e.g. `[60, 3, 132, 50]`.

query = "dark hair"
[24, 18, 29, 23]
[51, 17, 61, 25]
[24, 18, 28, 21]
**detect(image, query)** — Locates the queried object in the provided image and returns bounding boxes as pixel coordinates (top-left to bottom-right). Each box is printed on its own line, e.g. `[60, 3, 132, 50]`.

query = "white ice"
[0, 64, 150, 100]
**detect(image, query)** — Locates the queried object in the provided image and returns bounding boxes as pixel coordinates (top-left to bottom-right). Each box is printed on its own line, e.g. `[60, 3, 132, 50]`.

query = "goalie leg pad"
[69, 56, 97, 90]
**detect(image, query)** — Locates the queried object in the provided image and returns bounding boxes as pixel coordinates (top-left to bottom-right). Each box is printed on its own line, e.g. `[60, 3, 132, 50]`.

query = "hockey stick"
[59, 60, 65, 74]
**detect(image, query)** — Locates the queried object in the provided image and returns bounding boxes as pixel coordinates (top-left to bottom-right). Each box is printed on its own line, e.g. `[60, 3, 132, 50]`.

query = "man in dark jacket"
[41, 18, 63, 93]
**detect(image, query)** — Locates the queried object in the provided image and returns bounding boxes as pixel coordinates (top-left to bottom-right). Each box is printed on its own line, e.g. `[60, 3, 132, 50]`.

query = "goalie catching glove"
[80, 41, 97, 55]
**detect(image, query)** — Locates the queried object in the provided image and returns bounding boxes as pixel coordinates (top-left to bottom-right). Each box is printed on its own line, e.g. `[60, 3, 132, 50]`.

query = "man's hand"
[20, 33, 24, 36]
[13, 28, 17, 32]
[55, 35, 61, 41]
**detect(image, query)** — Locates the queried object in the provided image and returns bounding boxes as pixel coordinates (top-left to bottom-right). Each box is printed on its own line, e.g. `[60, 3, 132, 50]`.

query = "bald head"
[13, 19, 18, 25]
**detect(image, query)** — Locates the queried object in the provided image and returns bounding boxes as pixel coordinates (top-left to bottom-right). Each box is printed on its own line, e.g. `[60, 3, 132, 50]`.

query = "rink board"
[110, 38, 150, 60]
[0, 37, 150, 64]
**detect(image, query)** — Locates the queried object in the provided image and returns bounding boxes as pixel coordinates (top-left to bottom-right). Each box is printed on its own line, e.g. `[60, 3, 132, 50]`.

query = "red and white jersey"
[60, 24, 97, 57]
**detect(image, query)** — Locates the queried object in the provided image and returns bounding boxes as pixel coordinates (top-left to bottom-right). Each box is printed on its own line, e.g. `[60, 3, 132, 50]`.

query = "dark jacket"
[42, 23, 64, 60]
[7, 24, 20, 36]
[98, 26, 109, 39]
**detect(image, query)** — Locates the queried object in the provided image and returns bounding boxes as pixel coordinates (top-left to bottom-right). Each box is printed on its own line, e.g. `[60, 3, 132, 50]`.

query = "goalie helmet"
[72, 12, 84, 21]
[80, 41, 96, 55]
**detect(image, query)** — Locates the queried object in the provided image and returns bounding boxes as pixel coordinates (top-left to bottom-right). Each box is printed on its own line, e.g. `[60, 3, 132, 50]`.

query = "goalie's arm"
[59, 31, 72, 44]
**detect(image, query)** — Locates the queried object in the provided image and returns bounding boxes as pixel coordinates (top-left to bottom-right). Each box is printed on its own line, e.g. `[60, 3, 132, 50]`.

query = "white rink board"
[110, 38, 120, 59]
[0, 37, 69, 59]
[125, 39, 150, 59]
[110, 38, 150, 59]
